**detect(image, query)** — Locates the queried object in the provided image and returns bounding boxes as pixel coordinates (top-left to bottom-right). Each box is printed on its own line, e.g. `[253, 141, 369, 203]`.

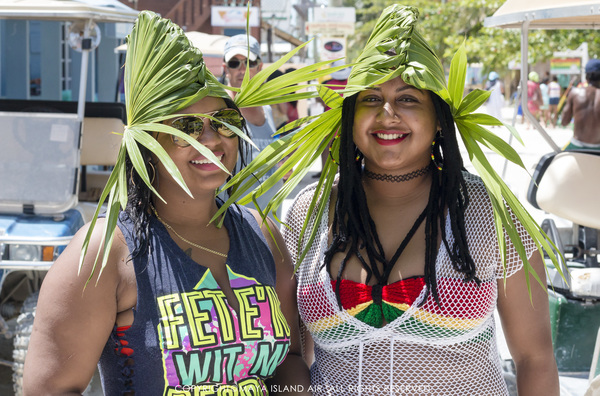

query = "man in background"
[223, 34, 283, 217]
[561, 59, 600, 151]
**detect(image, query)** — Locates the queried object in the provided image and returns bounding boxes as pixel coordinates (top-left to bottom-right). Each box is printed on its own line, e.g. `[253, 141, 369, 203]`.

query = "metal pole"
[76, 20, 92, 123]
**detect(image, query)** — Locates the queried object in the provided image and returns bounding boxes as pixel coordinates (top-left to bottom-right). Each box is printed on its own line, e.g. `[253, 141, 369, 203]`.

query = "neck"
[362, 165, 434, 206]
[152, 189, 220, 228]
[364, 163, 431, 183]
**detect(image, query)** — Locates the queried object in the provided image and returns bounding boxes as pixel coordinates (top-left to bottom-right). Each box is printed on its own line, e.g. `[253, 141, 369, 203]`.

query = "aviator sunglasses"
[226, 58, 260, 69]
[169, 108, 245, 147]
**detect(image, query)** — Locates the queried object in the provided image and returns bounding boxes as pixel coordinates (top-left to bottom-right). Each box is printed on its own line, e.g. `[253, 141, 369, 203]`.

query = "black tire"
[11, 292, 103, 396]
[12, 292, 38, 396]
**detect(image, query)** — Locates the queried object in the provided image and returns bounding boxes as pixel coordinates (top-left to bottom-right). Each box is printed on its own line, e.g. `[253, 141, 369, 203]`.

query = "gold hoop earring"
[431, 130, 443, 171]
[148, 161, 156, 185]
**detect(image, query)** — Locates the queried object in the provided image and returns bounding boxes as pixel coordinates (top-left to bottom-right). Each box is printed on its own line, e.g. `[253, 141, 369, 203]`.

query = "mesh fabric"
[283, 172, 536, 396]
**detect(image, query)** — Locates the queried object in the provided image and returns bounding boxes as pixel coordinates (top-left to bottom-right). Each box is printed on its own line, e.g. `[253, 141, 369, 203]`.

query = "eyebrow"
[367, 85, 423, 94]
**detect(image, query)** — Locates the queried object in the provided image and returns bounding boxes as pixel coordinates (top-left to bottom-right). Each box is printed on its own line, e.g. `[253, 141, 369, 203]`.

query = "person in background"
[22, 12, 310, 395]
[561, 58, 600, 151]
[484, 71, 504, 122]
[223, 34, 283, 217]
[526, 71, 543, 127]
[267, 69, 289, 130]
[548, 75, 562, 128]
[284, 68, 300, 127]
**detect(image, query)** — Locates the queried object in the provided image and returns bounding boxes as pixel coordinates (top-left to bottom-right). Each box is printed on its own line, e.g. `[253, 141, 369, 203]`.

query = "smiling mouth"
[190, 154, 223, 165]
[375, 133, 406, 140]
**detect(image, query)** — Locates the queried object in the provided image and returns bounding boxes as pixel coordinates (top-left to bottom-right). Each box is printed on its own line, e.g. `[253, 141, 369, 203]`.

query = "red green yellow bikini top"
[331, 276, 426, 328]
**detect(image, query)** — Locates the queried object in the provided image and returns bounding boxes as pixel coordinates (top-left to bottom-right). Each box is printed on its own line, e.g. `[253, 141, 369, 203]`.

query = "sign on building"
[211, 6, 260, 27]
[551, 58, 582, 75]
[305, 22, 354, 36]
[320, 37, 346, 61]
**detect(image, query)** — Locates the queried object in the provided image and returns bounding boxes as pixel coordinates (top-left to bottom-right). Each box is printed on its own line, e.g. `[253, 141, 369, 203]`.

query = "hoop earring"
[148, 160, 156, 185]
[355, 147, 363, 163]
[328, 132, 340, 165]
[431, 130, 443, 170]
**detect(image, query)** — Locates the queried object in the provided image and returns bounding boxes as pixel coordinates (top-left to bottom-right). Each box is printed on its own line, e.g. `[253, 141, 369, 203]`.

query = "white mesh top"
[283, 172, 537, 396]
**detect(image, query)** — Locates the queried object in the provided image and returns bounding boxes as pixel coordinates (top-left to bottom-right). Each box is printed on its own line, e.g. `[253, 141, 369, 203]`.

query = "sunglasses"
[169, 108, 245, 147]
[227, 58, 260, 69]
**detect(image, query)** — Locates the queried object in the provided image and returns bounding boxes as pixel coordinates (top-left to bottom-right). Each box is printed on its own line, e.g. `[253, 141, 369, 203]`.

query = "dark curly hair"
[324, 92, 479, 305]
[123, 96, 249, 259]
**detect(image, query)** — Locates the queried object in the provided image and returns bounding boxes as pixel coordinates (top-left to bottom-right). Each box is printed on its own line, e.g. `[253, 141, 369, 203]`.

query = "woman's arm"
[497, 250, 559, 396]
[258, 215, 312, 395]
[23, 220, 128, 395]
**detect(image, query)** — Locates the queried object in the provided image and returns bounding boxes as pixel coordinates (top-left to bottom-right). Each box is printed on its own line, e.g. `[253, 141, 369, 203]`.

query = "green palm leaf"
[446, 44, 562, 280]
[80, 11, 231, 276]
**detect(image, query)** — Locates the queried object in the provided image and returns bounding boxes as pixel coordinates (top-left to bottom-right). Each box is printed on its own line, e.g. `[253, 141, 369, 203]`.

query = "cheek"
[225, 138, 239, 164]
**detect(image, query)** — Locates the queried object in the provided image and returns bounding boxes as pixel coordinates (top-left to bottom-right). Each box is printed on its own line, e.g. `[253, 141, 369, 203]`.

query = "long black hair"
[123, 96, 249, 259]
[324, 92, 479, 304]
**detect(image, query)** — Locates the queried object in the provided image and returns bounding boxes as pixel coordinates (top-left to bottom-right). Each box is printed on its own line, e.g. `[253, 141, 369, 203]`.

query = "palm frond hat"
[80, 10, 345, 279]
[217, 4, 561, 283]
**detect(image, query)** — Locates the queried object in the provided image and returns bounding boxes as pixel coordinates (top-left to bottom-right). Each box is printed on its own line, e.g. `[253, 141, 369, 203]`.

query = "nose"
[377, 102, 399, 122]
[197, 119, 221, 145]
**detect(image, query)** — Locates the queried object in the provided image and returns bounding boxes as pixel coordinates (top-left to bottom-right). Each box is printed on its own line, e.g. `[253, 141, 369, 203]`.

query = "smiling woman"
[21, 11, 311, 396]
[218, 4, 562, 396]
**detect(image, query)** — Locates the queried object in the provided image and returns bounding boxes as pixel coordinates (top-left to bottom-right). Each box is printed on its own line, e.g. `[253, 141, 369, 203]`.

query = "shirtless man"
[561, 59, 600, 150]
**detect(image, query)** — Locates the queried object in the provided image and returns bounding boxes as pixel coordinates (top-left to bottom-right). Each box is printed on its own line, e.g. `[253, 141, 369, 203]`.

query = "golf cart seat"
[528, 150, 600, 230]
[528, 149, 600, 297]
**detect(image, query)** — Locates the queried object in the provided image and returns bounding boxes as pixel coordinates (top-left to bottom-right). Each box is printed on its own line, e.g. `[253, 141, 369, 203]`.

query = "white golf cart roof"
[0, 0, 138, 23]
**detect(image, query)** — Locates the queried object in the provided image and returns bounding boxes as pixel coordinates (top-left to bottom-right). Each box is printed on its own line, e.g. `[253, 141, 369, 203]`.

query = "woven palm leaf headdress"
[216, 4, 561, 288]
[79, 10, 346, 282]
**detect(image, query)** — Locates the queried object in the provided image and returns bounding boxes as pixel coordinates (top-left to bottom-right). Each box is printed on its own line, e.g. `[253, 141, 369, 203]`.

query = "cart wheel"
[12, 292, 38, 396]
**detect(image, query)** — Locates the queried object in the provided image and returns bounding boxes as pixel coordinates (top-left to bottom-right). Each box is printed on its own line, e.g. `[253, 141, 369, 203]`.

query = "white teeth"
[376, 133, 404, 140]
[191, 155, 222, 165]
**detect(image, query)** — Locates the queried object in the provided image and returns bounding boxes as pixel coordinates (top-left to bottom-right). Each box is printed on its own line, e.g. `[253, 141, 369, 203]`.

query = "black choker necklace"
[364, 163, 431, 183]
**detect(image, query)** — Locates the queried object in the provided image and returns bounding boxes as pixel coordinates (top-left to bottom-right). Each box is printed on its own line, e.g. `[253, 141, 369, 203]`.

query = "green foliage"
[343, 0, 600, 78]
[80, 11, 342, 282]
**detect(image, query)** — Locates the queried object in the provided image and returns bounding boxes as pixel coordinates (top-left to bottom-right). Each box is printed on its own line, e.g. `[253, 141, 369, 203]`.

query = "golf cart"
[0, 1, 137, 394]
[485, 1, 600, 394]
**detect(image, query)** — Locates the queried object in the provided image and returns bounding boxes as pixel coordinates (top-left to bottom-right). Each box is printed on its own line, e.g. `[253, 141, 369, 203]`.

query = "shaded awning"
[115, 31, 229, 56]
[484, 0, 600, 29]
[0, 0, 138, 23]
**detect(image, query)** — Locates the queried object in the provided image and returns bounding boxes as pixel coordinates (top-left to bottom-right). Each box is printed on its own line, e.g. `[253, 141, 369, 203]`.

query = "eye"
[359, 93, 382, 104]
[397, 95, 419, 104]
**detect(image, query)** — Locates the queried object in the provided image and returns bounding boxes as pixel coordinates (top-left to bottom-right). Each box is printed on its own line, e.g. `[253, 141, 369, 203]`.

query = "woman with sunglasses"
[23, 12, 310, 395]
